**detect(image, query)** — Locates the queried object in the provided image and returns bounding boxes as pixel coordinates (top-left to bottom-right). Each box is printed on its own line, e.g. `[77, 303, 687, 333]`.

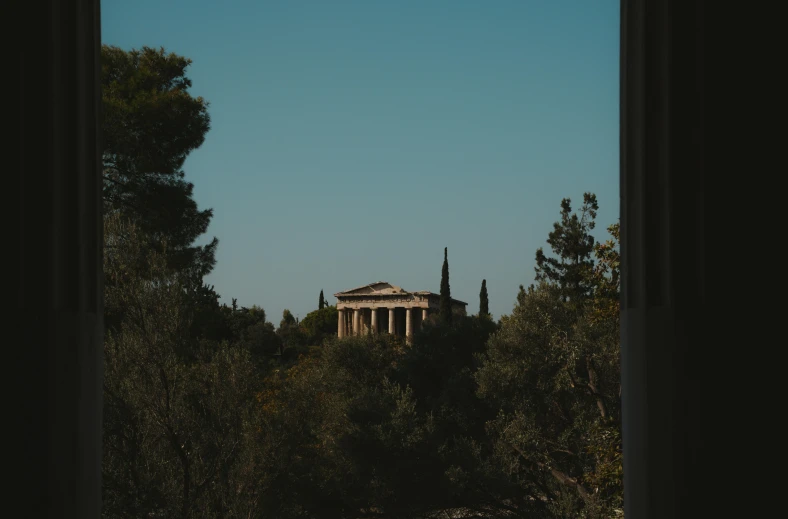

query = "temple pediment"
[334, 281, 408, 297]
[334, 281, 467, 306]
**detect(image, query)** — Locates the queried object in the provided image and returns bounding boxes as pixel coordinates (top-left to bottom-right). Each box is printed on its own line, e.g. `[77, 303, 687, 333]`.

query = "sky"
[102, 0, 620, 322]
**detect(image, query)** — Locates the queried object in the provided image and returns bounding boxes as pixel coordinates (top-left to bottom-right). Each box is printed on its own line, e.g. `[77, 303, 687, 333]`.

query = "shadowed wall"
[620, 0, 705, 517]
[11, 0, 104, 517]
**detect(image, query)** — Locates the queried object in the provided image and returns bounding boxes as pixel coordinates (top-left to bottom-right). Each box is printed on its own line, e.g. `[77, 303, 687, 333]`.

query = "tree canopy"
[534, 192, 599, 304]
[300, 305, 338, 345]
[101, 45, 217, 279]
[99, 48, 623, 517]
[102, 194, 622, 518]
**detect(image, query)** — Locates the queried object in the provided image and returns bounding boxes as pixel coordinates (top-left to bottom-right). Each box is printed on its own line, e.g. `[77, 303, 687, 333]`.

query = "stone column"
[337, 309, 345, 338]
[353, 309, 360, 336]
[388, 308, 395, 335]
[371, 308, 378, 334]
[422, 308, 428, 326]
[406, 308, 413, 342]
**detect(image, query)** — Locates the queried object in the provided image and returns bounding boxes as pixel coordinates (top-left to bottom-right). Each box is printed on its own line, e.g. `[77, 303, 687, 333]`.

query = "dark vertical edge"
[621, 0, 706, 517]
[620, 0, 649, 516]
[83, 0, 104, 516]
[12, 0, 104, 517]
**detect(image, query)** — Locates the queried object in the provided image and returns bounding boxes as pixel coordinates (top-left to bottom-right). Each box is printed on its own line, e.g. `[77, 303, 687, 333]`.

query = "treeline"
[100, 45, 622, 519]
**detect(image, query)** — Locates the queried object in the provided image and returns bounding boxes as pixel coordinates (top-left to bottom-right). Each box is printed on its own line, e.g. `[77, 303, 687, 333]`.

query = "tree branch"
[586, 355, 608, 419]
[505, 441, 593, 508]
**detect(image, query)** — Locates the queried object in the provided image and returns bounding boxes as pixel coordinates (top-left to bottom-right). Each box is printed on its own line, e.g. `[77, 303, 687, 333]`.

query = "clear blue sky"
[102, 0, 619, 322]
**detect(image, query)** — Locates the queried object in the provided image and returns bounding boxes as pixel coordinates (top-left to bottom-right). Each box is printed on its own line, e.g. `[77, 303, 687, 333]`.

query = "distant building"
[334, 281, 467, 340]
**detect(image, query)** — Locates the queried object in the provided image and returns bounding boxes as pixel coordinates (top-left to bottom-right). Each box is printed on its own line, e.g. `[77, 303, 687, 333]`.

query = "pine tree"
[439, 247, 453, 325]
[101, 45, 217, 279]
[319, 289, 325, 310]
[534, 193, 599, 304]
[479, 279, 489, 318]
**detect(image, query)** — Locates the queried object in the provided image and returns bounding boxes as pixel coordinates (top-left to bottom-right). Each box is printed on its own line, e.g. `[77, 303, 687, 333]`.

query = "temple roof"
[334, 281, 407, 297]
[334, 281, 467, 305]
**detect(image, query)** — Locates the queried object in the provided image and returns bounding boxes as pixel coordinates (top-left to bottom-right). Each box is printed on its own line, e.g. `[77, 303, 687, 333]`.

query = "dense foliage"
[479, 279, 490, 318]
[102, 45, 217, 280]
[534, 193, 599, 305]
[440, 247, 453, 325]
[101, 46, 622, 519]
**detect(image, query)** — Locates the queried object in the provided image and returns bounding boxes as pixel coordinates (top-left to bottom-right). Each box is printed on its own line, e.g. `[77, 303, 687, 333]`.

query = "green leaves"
[535, 193, 600, 305]
[590, 222, 621, 325]
[102, 182, 622, 517]
[479, 279, 490, 318]
[440, 247, 453, 325]
[101, 46, 209, 177]
[102, 45, 216, 279]
[476, 271, 622, 517]
[299, 305, 339, 345]
[102, 214, 261, 518]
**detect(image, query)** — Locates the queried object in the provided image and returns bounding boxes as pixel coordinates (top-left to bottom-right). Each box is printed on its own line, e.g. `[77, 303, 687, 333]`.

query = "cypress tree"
[319, 289, 325, 310]
[439, 247, 452, 324]
[479, 279, 489, 318]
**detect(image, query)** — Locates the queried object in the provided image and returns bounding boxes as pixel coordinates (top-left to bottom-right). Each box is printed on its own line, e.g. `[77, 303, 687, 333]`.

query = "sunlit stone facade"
[334, 281, 467, 341]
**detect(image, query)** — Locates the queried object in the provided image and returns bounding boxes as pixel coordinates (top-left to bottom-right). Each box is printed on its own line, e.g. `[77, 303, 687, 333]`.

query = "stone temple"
[334, 281, 467, 340]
